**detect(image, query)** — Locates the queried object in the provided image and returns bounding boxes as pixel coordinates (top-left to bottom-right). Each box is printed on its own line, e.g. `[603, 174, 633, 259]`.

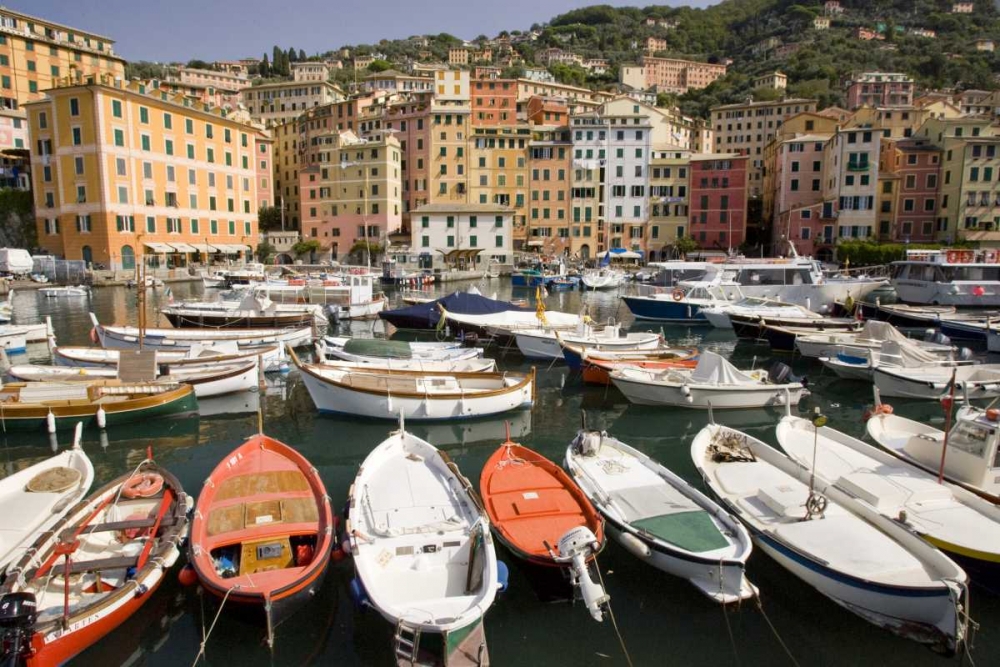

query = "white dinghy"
[90, 313, 313, 351]
[874, 362, 1000, 400]
[820, 339, 973, 382]
[692, 421, 970, 653]
[311, 350, 496, 374]
[347, 421, 497, 665]
[565, 429, 755, 603]
[51, 341, 287, 373]
[609, 350, 808, 409]
[796, 320, 954, 359]
[38, 285, 90, 298]
[319, 337, 483, 363]
[776, 411, 1000, 590]
[514, 323, 660, 361]
[0, 423, 94, 574]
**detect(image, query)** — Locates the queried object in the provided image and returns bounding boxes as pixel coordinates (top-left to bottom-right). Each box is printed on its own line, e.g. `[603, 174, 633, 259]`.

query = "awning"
[169, 242, 198, 253]
[597, 250, 642, 259]
[213, 244, 247, 254]
[526, 240, 545, 247]
[143, 242, 174, 253]
[189, 243, 218, 253]
[441, 248, 484, 262]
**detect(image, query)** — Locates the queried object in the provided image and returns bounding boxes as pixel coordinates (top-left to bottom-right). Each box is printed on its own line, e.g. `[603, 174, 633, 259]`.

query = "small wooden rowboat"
[0, 382, 198, 431]
[52, 343, 287, 374]
[0, 459, 189, 666]
[480, 436, 609, 621]
[189, 434, 334, 642]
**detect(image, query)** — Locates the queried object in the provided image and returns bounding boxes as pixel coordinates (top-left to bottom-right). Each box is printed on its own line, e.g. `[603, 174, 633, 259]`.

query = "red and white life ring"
[672, 288, 685, 302]
[122, 472, 164, 499]
[946, 250, 959, 263]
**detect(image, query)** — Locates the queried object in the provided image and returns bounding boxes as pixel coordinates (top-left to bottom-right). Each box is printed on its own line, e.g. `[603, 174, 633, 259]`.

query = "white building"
[824, 127, 880, 240]
[411, 203, 514, 265]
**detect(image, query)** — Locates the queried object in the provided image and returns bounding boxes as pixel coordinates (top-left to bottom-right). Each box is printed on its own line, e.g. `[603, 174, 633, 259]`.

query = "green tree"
[257, 206, 282, 231]
[259, 53, 270, 78]
[367, 59, 392, 73]
[673, 236, 700, 258]
[0, 189, 36, 251]
[287, 46, 298, 63]
[298, 49, 306, 61]
[292, 239, 321, 257]
[256, 241, 276, 265]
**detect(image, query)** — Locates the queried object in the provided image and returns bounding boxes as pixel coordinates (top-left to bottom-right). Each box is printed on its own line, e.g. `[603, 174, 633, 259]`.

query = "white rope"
[753, 592, 800, 667]
[594, 563, 633, 667]
[191, 585, 239, 666]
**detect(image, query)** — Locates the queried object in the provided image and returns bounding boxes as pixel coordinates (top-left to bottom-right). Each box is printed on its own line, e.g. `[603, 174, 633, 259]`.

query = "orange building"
[471, 78, 516, 126]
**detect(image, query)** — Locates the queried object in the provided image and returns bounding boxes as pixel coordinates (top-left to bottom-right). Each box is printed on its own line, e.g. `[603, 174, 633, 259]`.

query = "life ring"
[122, 472, 164, 499]
[946, 250, 959, 263]
[672, 288, 684, 302]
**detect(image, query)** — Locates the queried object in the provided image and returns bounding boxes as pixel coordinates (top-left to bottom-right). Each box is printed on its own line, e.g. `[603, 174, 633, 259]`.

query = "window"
[186, 118, 194, 134]
[139, 107, 149, 124]
[187, 144, 195, 159]
[165, 139, 173, 156]
[114, 129, 124, 146]
[143, 162, 153, 179]
[76, 215, 92, 233]
[141, 135, 151, 151]
[228, 220, 235, 235]
[446, 235, 455, 247]
[496, 235, 503, 247]
[118, 186, 128, 204]
[112, 100, 122, 118]
[163, 113, 172, 130]
[146, 216, 156, 233]
[207, 148, 215, 163]
[76, 185, 86, 203]
[74, 156, 84, 175]
[210, 220, 218, 234]
[69, 98, 79, 116]
[116, 158, 126, 176]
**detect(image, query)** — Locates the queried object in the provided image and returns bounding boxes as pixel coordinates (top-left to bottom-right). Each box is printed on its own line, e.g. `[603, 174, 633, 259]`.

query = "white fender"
[619, 531, 651, 559]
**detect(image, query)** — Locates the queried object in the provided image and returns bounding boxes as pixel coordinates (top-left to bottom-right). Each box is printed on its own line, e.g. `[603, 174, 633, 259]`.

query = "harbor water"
[3, 281, 998, 666]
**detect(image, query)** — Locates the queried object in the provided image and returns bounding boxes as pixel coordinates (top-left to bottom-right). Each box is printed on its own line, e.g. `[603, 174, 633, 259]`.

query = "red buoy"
[178, 564, 198, 586]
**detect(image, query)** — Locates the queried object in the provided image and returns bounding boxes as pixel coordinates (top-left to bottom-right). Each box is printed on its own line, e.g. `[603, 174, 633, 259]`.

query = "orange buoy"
[178, 564, 198, 586]
[122, 472, 164, 499]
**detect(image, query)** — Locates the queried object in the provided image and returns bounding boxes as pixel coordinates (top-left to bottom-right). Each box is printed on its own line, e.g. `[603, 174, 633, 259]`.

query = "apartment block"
[175, 67, 249, 92]
[240, 80, 344, 126]
[768, 134, 831, 255]
[27, 80, 271, 269]
[298, 131, 402, 260]
[386, 96, 431, 218]
[291, 61, 331, 82]
[878, 137, 941, 242]
[428, 97, 471, 207]
[845, 73, 914, 109]
[918, 117, 1000, 240]
[410, 203, 513, 265]
[526, 96, 568, 126]
[604, 110, 652, 251]
[570, 114, 606, 258]
[471, 78, 516, 126]
[363, 70, 434, 94]
[527, 126, 572, 254]
[516, 79, 609, 113]
[711, 98, 817, 197]
[621, 56, 727, 94]
[648, 148, 691, 257]
[0, 7, 125, 109]
[688, 155, 748, 251]
[272, 119, 300, 227]
[469, 125, 529, 243]
[824, 126, 881, 242]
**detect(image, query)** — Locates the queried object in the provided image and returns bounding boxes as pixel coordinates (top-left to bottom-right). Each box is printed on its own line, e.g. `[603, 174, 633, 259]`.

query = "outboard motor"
[923, 328, 938, 342]
[557, 527, 608, 622]
[769, 362, 807, 388]
[0, 593, 36, 667]
[959, 347, 974, 362]
[325, 304, 341, 325]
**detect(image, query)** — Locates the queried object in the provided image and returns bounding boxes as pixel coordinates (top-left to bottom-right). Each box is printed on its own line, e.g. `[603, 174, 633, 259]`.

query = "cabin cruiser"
[890, 249, 1000, 307]
[621, 282, 734, 323]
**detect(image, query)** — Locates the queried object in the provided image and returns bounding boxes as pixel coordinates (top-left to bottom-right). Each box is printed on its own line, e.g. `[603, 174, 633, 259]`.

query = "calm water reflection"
[1, 281, 995, 666]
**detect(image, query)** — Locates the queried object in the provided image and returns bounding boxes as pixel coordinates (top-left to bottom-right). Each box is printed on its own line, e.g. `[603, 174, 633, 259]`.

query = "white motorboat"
[90, 313, 313, 350]
[0, 423, 94, 574]
[700, 295, 817, 329]
[162, 294, 327, 328]
[866, 397, 1000, 502]
[51, 342, 287, 373]
[776, 413, 1000, 587]
[39, 285, 90, 298]
[795, 320, 954, 360]
[0, 329, 26, 354]
[609, 351, 808, 409]
[514, 323, 660, 361]
[8, 359, 259, 398]
[291, 349, 534, 420]
[620, 282, 735, 323]
[311, 349, 497, 374]
[820, 339, 972, 382]
[890, 248, 1000, 307]
[201, 272, 227, 289]
[565, 430, 755, 604]
[347, 424, 496, 664]
[692, 422, 969, 653]
[874, 363, 1000, 400]
[440, 306, 582, 338]
[320, 337, 483, 363]
[581, 268, 625, 291]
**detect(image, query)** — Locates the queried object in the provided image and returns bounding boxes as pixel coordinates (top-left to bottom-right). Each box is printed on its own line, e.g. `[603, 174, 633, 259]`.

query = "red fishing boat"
[0, 459, 189, 667]
[479, 429, 610, 621]
[582, 357, 699, 386]
[188, 434, 333, 644]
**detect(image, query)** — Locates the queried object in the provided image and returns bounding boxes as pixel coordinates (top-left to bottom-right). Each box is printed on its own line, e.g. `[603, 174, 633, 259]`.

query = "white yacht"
[890, 248, 1000, 306]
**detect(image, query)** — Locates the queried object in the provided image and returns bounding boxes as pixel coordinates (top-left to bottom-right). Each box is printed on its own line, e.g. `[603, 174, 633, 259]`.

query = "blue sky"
[14, 0, 715, 62]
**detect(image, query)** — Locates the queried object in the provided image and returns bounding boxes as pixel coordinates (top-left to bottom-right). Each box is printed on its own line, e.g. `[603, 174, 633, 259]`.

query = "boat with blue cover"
[379, 291, 530, 331]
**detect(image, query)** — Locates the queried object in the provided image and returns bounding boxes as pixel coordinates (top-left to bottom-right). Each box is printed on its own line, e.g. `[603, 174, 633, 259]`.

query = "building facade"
[410, 203, 513, 265]
[240, 80, 344, 127]
[688, 155, 748, 251]
[845, 73, 914, 109]
[878, 137, 941, 242]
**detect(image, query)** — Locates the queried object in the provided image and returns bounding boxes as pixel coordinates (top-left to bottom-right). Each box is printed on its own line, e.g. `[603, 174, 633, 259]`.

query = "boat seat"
[631, 511, 729, 553]
[59, 513, 184, 541]
[206, 496, 318, 537]
[214, 470, 310, 501]
[25, 555, 138, 580]
[16, 384, 91, 403]
[609, 484, 699, 522]
[757, 485, 808, 519]
[714, 461, 791, 496]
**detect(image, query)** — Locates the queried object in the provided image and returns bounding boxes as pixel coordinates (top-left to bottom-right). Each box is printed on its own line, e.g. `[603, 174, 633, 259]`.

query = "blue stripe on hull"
[621, 297, 707, 323]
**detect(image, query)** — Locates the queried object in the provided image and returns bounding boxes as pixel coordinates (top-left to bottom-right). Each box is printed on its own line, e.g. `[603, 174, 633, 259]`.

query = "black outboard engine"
[769, 361, 808, 388]
[0, 593, 36, 667]
[959, 347, 974, 362]
[325, 304, 341, 325]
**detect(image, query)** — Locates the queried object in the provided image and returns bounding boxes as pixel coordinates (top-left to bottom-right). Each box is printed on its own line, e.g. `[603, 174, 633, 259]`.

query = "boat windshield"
[734, 268, 813, 286]
[941, 266, 1000, 281]
[948, 420, 993, 459]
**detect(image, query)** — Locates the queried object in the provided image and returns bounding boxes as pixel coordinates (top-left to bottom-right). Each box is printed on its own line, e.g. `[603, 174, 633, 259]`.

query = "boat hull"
[873, 368, 1000, 400]
[893, 281, 1000, 307]
[611, 375, 806, 409]
[820, 358, 875, 381]
[163, 311, 314, 329]
[621, 296, 708, 323]
[97, 325, 312, 351]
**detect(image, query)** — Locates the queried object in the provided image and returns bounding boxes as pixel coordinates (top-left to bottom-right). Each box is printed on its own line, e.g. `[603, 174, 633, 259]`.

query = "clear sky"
[13, 0, 715, 63]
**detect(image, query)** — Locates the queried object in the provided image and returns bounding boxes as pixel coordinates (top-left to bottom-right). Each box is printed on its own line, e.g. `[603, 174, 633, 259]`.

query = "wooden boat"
[874, 362, 1000, 400]
[566, 430, 755, 604]
[3, 322, 52, 344]
[161, 302, 319, 329]
[347, 424, 497, 665]
[0, 459, 189, 666]
[581, 356, 699, 386]
[866, 397, 1000, 503]
[730, 313, 861, 341]
[291, 348, 534, 421]
[559, 341, 698, 371]
[312, 348, 497, 374]
[90, 313, 313, 350]
[776, 413, 1000, 591]
[52, 342, 287, 373]
[320, 336, 482, 363]
[189, 434, 334, 642]
[758, 322, 864, 352]
[0, 382, 198, 431]
[514, 324, 660, 361]
[0, 423, 94, 574]
[38, 286, 89, 298]
[8, 359, 259, 398]
[609, 351, 808, 410]
[692, 422, 969, 653]
[480, 436, 609, 620]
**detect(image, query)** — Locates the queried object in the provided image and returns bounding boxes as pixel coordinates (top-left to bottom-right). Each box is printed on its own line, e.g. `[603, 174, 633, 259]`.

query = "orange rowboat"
[480, 433, 610, 621]
[189, 434, 334, 643]
[582, 357, 699, 386]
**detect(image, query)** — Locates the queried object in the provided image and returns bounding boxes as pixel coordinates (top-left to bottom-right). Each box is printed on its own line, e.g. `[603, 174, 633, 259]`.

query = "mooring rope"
[595, 563, 634, 667]
[191, 585, 239, 666]
[754, 593, 799, 667]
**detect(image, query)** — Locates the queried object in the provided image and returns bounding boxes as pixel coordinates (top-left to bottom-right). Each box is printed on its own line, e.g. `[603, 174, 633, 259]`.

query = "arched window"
[81, 245, 93, 265]
[121, 245, 135, 270]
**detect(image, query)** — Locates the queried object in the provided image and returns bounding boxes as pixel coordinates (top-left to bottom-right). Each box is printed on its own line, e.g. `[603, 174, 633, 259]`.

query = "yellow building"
[272, 119, 301, 228]
[469, 125, 530, 243]
[0, 7, 125, 108]
[27, 80, 272, 269]
[427, 98, 471, 206]
[649, 149, 691, 257]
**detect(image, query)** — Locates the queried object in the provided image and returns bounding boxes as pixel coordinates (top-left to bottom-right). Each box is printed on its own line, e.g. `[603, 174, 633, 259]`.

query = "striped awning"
[143, 241, 173, 253]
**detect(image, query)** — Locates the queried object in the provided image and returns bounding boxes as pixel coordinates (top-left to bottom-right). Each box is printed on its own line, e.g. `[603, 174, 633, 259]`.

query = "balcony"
[846, 161, 870, 172]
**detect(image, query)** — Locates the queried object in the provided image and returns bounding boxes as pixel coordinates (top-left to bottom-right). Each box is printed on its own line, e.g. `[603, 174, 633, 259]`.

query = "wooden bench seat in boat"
[205, 470, 318, 538]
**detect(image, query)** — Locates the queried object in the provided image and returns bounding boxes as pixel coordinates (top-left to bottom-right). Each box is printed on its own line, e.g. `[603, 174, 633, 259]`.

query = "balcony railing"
[846, 161, 870, 172]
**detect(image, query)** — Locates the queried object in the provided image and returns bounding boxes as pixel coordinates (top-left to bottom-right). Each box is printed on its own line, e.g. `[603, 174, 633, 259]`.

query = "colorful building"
[648, 149, 691, 258]
[27, 80, 271, 269]
[878, 137, 941, 242]
[527, 126, 572, 255]
[471, 78, 516, 126]
[845, 73, 914, 110]
[410, 203, 513, 265]
[240, 80, 344, 127]
[688, 154, 748, 251]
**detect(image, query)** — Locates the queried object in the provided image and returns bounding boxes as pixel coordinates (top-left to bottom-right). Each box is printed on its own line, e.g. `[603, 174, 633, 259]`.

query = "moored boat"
[873, 363, 1000, 400]
[794, 320, 955, 360]
[38, 286, 90, 298]
[90, 313, 313, 351]
[312, 347, 496, 373]
[51, 342, 287, 373]
[189, 433, 334, 642]
[559, 341, 698, 372]
[514, 323, 660, 361]
[480, 436, 609, 620]
[566, 429, 755, 603]
[691, 421, 969, 653]
[0, 458, 189, 666]
[320, 336, 482, 363]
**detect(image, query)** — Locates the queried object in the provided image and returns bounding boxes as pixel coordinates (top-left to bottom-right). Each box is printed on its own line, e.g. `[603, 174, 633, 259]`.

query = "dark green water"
[4, 282, 998, 666]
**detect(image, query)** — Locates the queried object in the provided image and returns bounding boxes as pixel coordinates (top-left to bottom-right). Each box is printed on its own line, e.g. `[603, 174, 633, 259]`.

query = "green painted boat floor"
[632, 510, 728, 553]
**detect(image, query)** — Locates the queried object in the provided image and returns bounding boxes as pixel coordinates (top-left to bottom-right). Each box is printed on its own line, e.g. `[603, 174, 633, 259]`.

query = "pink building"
[386, 94, 432, 224]
[688, 154, 748, 251]
[846, 73, 914, 109]
[772, 134, 831, 255]
[881, 137, 941, 242]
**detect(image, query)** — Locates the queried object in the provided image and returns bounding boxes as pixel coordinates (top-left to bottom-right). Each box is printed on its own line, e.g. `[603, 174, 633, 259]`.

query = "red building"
[525, 96, 568, 127]
[688, 154, 749, 251]
[880, 137, 941, 242]
[471, 78, 517, 126]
